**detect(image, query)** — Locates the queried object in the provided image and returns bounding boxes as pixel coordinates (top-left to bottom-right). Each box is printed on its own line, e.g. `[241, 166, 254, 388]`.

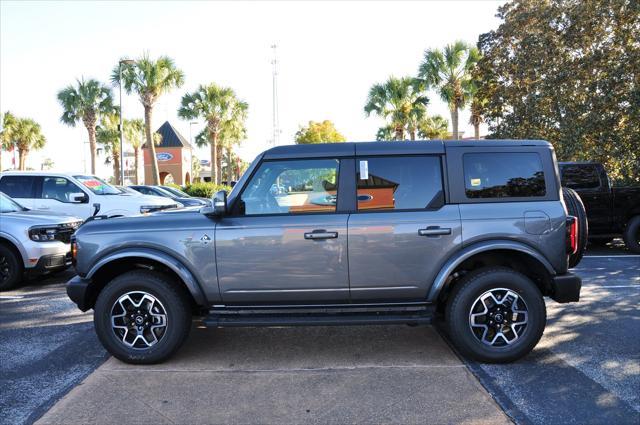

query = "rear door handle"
[418, 227, 451, 237]
[304, 230, 338, 240]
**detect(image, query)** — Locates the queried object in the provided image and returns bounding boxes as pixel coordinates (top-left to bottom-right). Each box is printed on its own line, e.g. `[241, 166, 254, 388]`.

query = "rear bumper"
[66, 275, 96, 312]
[550, 272, 582, 303]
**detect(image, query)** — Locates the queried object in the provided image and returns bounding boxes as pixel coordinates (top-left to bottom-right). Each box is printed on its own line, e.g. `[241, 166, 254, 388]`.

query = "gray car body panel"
[72, 140, 571, 308]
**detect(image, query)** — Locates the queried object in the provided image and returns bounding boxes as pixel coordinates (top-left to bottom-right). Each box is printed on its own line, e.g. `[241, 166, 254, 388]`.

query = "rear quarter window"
[561, 165, 600, 189]
[0, 175, 37, 198]
[463, 153, 546, 199]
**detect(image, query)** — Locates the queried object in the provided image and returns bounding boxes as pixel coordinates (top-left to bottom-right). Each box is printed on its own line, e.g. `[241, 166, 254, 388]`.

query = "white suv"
[0, 172, 178, 219]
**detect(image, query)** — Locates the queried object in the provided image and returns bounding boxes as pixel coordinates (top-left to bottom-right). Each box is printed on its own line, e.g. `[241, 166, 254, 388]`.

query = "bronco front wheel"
[94, 270, 192, 364]
[445, 267, 546, 363]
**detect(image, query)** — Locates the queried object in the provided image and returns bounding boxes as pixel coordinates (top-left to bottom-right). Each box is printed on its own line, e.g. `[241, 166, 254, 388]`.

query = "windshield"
[162, 186, 190, 197]
[73, 175, 121, 195]
[0, 192, 27, 213]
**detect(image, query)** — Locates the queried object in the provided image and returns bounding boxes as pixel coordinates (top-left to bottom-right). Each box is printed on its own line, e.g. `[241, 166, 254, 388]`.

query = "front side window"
[356, 156, 443, 211]
[41, 177, 84, 203]
[464, 153, 546, 198]
[561, 165, 600, 189]
[0, 176, 36, 198]
[73, 175, 120, 195]
[239, 159, 339, 215]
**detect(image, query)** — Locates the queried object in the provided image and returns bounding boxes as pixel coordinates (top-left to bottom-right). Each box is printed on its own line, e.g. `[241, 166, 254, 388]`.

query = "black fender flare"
[426, 240, 556, 302]
[86, 248, 207, 305]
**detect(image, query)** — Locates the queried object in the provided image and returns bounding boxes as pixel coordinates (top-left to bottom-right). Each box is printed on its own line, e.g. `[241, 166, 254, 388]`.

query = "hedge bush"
[183, 182, 232, 198]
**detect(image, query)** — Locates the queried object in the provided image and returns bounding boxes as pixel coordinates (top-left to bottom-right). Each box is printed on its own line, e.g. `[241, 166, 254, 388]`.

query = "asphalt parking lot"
[1, 242, 638, 425]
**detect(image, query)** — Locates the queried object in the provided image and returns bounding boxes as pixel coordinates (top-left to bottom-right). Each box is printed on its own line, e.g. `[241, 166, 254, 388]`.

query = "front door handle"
[418, 227, 451, 237]
[37, 205, 50, 210]
[304, 230, 338, 240]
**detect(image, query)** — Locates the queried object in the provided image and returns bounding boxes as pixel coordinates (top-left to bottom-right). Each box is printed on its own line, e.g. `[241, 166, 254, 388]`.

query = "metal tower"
[271, 44, 280, 146]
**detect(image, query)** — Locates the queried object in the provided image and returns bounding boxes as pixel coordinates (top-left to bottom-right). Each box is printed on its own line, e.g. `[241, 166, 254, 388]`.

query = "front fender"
[426, 240, 556, 302]
[86, 248, 207, 305]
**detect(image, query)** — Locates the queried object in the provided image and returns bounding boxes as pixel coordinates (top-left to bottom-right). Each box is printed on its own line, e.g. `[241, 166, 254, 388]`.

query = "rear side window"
[463, 153, 546, 198]
[356, 156, 443, 211]
[561, 165, 600, 189]
[0, 175, 36, 198]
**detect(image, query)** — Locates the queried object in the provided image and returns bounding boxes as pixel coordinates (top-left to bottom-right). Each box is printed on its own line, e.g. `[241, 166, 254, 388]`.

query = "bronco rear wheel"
[445, 267, 546, 363]
[94, 270, 192, 364]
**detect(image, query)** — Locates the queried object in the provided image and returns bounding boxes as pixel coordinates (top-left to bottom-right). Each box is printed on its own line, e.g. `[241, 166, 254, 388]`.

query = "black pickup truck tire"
[94, 270, 192, 364]
[623, 216, 640, 253]
[445, 267, 546, 363]
[562, 187, 588, 268]
[0, 244, 22, 291]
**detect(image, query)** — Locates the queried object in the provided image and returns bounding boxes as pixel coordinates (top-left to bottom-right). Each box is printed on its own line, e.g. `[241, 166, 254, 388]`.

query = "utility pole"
[271, 44, 280, 146]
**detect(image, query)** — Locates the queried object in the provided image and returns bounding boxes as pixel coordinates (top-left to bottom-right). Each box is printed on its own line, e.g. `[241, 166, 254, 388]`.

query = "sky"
[0, 0, 504, 177]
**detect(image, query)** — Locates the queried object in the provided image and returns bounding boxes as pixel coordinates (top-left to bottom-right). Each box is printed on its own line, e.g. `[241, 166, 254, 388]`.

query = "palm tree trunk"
[144, 106, 160, 184]
[450, 108, 459, 140]
[85, 123, 97, 174]
[113, 152, 121, 185]
[226, 147, 233, 184]
[216, 143, 223, 184]
[410, 129, 416, 140]
[474, 123, 480, 139]
[209, 129, 218, 184]
[18, 149, 26, 170]
[134, 147, 140, 184]
[394, 125, 403, 141]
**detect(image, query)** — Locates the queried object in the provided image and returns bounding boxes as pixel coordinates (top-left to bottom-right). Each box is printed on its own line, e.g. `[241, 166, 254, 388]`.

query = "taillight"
[70, 236, 78, 266]
[566, 216, 578, 255]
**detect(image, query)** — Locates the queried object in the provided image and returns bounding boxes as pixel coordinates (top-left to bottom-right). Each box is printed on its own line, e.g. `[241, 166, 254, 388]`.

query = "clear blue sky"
[1, 0, 503, 175]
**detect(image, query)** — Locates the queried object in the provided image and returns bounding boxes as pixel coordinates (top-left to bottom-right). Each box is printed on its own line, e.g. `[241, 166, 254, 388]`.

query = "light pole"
[118, 59, 135, 185]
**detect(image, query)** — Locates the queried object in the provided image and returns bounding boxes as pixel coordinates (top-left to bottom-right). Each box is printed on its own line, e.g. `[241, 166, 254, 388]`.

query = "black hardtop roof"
[262, 140, 552, 159]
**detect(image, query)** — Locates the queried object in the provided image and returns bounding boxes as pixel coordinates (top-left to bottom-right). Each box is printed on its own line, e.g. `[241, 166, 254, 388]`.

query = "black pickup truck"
[559, 162, 640, 253]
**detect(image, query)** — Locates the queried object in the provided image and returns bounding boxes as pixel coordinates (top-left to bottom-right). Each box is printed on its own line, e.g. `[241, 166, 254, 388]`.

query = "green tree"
[96, 111, 122, 184]
[123, 118, 144, 184]
[418, 115, 450, 139]
[219, 114, 247, 183]
[295, 120, 346, 144]
[418, 41, 480, 139]
[113, 55, 185, 184]
[9, 117, 46, 170]
[57, 78, 115, 174]
[476, 0, 639, 183]
[375, 125, 395, 141]
[178, 83, 248, 184]
[364, 77, 429, 140]
[1, 111, 18, 169]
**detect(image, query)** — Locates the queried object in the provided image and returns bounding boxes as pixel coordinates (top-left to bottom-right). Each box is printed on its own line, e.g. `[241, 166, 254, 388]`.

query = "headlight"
[29, 221, 82, 242]
[29, 227, 58, 241]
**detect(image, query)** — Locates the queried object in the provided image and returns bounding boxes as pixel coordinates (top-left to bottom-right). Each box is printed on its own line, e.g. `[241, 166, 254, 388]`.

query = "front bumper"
[550, 272, 582, 303]
[67, 275, 96, 311]
[25, 252, 72, 278]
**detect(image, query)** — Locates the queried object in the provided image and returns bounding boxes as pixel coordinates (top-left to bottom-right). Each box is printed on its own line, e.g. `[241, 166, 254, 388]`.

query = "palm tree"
[178, 84, 248, 184]
[375, 125, 395, 141]
[57, 78, 115, 174]
[469, 90, 485, 139]
[219, 111, 247, 183]
[364, 77, 429, 141]
[1, 111, 18, 169]
[123, 118, 144, 184]
[113, 55, 185, 184]
[96, 112, 122, 183]
[418, 41, 480, 139]
[12, 117, 46, 170]
[417, 115, 450, 139]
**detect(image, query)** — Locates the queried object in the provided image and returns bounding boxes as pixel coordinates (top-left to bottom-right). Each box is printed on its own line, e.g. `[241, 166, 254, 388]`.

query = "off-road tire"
[562, 187, 588, 268]
[0, 244, 22, 291]
[623, 216, 640, 253]
[445, 267, 546, 363]
[94, 270, 192, 364]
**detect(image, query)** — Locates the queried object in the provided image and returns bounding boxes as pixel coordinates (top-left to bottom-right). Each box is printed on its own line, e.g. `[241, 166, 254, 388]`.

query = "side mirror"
[92, 203, 101, 216]
[213, 190, 227, 215]
[71, 193, 88, 203]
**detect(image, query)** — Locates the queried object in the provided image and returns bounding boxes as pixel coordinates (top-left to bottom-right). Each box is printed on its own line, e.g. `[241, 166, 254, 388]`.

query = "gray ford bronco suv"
[67, 140, 582, 364]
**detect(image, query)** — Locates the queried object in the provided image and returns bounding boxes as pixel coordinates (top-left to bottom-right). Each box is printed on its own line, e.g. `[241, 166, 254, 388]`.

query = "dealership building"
[142, 121, 193, 185]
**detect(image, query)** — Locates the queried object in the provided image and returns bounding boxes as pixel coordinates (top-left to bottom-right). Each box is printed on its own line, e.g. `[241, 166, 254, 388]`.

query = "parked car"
[559, 162, 640, 252]
[0, 172, 178, 219]
[161, 185, 210, 205]
[116, 185, 184, 207]
[67, 140, 582, 364]
[0, 192, 82, 290]
[129, 185, 207, 207]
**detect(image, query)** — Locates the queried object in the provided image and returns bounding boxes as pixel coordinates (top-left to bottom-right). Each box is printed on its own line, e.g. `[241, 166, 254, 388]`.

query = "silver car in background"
[0, 192, 82, 290]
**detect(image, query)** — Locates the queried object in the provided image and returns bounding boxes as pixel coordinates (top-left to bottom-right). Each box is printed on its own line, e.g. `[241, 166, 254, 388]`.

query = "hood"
[0, 210, 83, 226]
[76, 208, 210, 235]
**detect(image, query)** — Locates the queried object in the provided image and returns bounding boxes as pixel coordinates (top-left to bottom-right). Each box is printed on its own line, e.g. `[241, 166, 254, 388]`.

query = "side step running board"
[202, 313, 433, 328]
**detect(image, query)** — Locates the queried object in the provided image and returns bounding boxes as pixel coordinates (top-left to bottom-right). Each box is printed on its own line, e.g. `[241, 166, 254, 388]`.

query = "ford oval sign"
[156, 152, 173, 161]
